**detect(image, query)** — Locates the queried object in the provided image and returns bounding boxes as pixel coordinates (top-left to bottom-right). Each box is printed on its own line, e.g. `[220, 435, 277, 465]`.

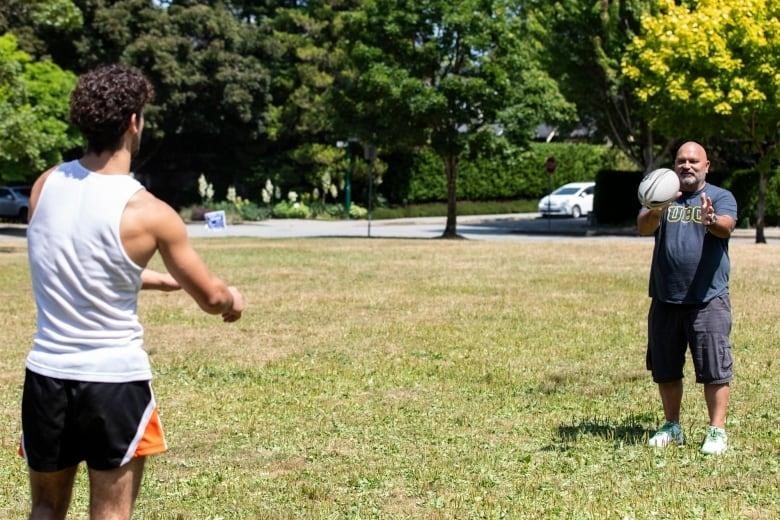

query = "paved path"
[1, 213, 776, 245]
[184, 213, 775, 242]
[185, 213, 608, 241]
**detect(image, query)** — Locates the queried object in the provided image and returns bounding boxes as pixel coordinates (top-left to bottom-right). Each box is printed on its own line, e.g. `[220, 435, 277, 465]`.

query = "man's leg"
[704, 382, 730, 428]
[648, 300, 685, 424]
[29, 465, 78, 520]
[88, 457, 145, 520]
[648, 379, 686, 447]
[659, 379, 683, 422]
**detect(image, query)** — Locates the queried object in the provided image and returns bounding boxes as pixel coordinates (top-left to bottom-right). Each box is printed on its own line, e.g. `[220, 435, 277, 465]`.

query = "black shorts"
[646, 294, 733, 384]
[20, 369, 167, 471]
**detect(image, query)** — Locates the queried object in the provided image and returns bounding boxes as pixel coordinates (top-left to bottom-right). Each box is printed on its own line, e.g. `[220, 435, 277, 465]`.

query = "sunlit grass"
[1, 237, 778, 518]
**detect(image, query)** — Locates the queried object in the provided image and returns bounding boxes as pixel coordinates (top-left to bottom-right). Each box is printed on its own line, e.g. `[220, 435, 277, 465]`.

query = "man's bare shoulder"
[126, 189, 185, 236]
[121, 188, 188, 265]
[127, 188, 177, 215]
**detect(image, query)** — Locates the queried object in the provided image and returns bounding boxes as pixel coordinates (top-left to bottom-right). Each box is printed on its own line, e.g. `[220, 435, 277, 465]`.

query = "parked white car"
[538, 181, 595, 218]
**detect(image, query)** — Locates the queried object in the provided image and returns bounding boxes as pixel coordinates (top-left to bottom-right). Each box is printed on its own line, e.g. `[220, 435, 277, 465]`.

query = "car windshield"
[553, 187, 580, 195]
[12, 187, 31, 198]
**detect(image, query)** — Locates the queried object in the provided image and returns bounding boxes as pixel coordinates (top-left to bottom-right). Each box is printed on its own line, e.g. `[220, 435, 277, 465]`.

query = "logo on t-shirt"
[666, 205, 702, 224]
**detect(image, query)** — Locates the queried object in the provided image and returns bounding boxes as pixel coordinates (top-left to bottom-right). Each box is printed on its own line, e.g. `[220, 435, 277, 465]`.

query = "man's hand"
[700, 192, 736, 238]
[701, 193, 716, 226]
[222, 286, 245, 323]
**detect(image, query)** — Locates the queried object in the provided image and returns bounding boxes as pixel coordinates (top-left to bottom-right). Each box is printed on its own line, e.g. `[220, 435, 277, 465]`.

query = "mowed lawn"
[1, 236, 778, 519]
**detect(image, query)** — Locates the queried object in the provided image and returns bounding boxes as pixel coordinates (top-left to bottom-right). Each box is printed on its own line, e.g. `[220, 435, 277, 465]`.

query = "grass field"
[1, 236, 778, 519]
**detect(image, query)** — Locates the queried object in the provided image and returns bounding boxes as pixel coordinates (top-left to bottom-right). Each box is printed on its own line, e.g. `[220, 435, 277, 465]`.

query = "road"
[1, 213, 775, 245]
[183, 213, 772, 242]
[184, 213, 637, 241]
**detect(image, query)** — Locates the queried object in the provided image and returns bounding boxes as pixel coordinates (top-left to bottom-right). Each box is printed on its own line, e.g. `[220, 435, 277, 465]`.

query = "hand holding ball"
[638, 168, 680, 209]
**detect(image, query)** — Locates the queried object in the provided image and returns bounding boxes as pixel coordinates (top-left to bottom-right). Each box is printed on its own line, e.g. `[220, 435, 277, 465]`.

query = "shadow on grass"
[0, 225, 27, 238]
[552, 413, 657, 447]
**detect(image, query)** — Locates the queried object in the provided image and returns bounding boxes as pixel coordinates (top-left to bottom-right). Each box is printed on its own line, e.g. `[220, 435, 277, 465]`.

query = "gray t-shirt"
[649, 183, 738, 304]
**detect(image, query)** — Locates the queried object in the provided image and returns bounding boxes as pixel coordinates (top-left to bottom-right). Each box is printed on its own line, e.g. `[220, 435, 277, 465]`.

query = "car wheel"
[18, 207, 28, 224]
[571, 205, 581, 219]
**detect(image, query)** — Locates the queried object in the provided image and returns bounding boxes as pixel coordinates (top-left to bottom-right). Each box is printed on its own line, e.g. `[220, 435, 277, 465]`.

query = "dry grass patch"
[1, 237, 779, 518]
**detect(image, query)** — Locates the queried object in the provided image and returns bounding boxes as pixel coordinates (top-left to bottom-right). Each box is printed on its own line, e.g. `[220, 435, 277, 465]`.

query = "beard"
[679, 173, 700, 190]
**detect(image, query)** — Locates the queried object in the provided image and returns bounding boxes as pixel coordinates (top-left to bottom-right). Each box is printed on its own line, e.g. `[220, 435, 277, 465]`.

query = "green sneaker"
[648, 421, 685, 448]
[700, 426, 728, 455]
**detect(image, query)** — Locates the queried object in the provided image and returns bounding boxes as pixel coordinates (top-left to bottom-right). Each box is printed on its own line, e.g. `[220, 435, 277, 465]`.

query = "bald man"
[637, 141, 737, 455]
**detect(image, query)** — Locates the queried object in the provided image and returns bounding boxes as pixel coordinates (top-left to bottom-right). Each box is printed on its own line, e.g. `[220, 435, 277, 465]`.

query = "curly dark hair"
[69, 64, 154, 154]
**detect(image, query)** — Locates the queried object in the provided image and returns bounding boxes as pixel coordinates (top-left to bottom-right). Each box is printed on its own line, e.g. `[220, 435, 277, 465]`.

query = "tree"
[0, 33, 81, 182]
[622, 0, 780, 243]
[253, 0, 358, 202]
[334, 0, 574, 237]
[43, 0, 275, 205]
[539, 0, 773, 175]
[534, 0, 673, 170]
[21, 0, 345, 206]
[0, 0, 82, 57]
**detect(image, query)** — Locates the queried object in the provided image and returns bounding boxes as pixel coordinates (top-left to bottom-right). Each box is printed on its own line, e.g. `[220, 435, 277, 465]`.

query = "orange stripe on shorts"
[135, 406, 167, 457]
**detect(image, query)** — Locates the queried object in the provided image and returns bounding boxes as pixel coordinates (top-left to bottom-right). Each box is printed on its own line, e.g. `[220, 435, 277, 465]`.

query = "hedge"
[381, 142, 625, 204]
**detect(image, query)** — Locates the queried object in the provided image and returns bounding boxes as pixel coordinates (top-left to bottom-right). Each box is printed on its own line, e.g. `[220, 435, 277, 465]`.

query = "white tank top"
[26, 161, 151, 382]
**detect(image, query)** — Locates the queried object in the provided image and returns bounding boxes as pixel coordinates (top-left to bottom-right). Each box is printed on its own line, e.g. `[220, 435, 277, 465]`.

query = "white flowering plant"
[180, 176, 269, 223]
[197, 174, 214, 204]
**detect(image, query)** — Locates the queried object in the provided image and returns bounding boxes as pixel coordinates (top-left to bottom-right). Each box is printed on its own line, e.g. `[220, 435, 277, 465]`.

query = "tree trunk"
[442, 154, 459, 238]
[638, 121, 675, 171]
[755, 165, 768, 244]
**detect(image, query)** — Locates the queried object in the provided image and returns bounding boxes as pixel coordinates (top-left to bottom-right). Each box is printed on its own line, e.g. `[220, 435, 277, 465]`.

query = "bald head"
[675, 141, 710, 192]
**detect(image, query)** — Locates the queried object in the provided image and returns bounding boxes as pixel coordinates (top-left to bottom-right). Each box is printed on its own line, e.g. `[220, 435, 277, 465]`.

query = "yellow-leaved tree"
[622, 0, 779, 243]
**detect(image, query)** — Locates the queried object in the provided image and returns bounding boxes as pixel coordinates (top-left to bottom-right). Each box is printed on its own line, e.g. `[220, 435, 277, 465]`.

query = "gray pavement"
[183, 212, 776, 242]
[184, 213, 632, 241]
[1, 213, 777, 244]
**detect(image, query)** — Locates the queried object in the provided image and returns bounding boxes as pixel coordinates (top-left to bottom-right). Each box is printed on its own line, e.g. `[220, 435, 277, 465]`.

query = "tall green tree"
[253, 1, 357, 200]
[37, 0, 275, 204]
[534, 0, 670, 170]
[126, 3, 272, 156]
[0, 33, 81, 182]
[623, 0, 779, 243]
[0, 0, 82, 57]
[335, 0, 574, 237]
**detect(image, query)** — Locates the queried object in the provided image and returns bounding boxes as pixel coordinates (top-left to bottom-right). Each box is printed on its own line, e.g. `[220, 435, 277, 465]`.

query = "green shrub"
[308, 201, 344, 219]
[349, 203, 368, 219]
[272, 201, 311, 219]
[236, 202, 272, 221]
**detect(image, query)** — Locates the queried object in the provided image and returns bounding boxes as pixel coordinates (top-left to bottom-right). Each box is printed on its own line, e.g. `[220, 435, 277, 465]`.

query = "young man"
[637, 141, 737, 455]
[20, 63, 245, 519]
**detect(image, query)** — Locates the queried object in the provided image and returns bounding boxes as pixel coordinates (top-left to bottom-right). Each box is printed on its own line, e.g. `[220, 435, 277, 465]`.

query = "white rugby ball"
[638, 168, 680, 209]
